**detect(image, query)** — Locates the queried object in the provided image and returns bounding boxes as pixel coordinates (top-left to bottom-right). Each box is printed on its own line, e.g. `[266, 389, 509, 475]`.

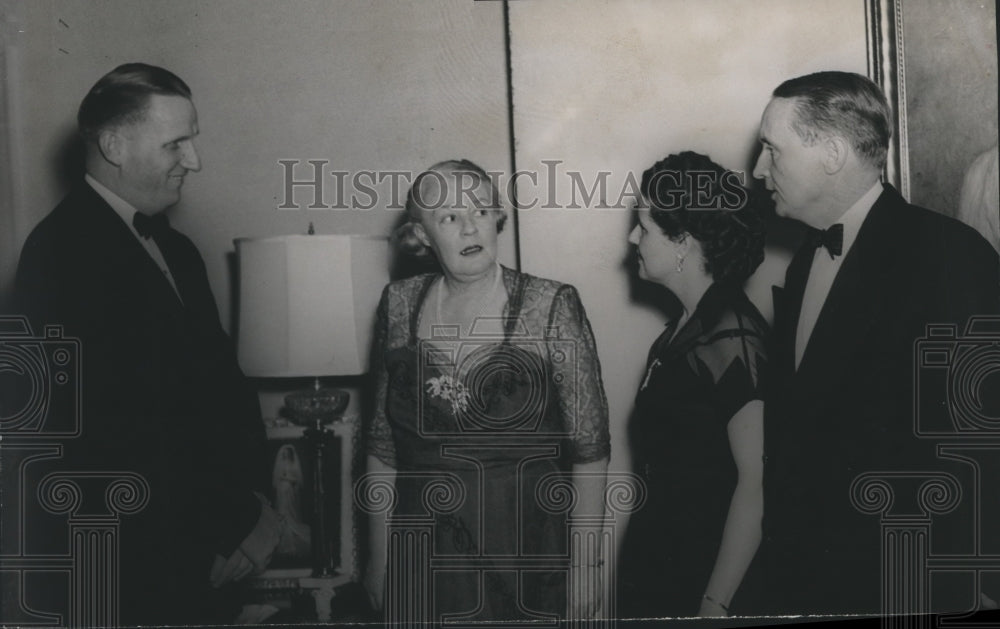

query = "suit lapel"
[771, 230, 817, 375]
[76, 184, 187, 312]
[794, 188, 902, 386]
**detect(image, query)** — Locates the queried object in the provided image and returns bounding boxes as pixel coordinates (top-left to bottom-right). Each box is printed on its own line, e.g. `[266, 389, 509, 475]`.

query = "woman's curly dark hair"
[640, 151, 766, 284]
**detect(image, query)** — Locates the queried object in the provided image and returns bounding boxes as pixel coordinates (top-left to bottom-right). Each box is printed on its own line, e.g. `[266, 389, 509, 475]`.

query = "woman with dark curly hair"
[618, 151, 768, 618]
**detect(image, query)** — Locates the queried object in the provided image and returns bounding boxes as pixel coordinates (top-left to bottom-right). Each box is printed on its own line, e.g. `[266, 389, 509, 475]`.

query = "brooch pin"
[640, 358, 661, 392]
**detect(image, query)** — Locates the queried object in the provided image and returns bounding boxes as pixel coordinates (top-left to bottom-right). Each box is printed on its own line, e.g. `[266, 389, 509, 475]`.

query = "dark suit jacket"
[755, 185, 1000, 615]
[14, 182, 269, 624]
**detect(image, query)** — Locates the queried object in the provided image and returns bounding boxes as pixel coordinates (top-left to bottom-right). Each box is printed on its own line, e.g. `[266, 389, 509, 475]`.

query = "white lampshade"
[234, 234, 390, 378]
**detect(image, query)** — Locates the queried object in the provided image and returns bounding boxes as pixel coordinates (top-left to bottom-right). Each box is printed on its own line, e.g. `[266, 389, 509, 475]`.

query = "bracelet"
[702, 594, 729, 612]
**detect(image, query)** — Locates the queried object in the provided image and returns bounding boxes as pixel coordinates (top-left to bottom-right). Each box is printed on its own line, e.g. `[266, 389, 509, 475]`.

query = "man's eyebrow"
[164, 131, 197, 145]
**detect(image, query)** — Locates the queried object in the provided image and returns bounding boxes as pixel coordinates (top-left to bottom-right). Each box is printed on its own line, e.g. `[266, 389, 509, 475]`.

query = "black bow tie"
[805, 223, 844, 258]
[133, 211, 170, 240]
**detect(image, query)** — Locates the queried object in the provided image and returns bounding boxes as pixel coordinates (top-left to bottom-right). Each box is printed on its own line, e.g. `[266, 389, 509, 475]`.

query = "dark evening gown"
[366, 265, 610, 623]
[618, 282, 767, 618]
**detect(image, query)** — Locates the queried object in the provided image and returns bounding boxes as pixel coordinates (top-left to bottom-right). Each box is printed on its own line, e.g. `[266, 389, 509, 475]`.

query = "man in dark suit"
[14, 63, 281, 625]
[747, 71, 999, 615]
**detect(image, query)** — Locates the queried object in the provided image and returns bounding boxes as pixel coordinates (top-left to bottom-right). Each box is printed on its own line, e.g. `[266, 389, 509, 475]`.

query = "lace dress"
[618, 282, 767, 618]
[366, 266, 610, 623]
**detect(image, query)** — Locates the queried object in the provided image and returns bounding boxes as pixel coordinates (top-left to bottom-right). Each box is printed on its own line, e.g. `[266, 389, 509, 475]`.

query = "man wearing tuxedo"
[14, 63, 281, 625]
[747, 71, 999, 615]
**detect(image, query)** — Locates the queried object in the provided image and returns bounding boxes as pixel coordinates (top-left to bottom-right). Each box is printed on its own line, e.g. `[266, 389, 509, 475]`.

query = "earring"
[675, 252, 685, 272]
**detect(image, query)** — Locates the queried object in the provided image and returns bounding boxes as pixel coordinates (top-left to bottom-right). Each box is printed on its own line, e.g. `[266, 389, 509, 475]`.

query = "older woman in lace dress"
[363, 160, 611, 622]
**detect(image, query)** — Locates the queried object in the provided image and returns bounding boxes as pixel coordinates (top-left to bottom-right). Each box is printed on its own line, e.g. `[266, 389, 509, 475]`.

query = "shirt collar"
[835, 181, 883, 259]
[84, 173, 143, 235]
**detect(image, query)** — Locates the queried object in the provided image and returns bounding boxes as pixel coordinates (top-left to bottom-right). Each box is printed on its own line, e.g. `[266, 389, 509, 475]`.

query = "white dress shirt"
[795, 181, 883, 369]
[85, 173, 182, 300]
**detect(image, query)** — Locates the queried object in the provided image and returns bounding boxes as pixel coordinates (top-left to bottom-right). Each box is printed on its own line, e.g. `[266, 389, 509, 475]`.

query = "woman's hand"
[363, 456, 394, 614]
[697, 595, 729, 618]
[567, 458, 609, 620]
[698, 400, 763, 620]
[569, 563, 604, 620]
[364, 559, 385, 612]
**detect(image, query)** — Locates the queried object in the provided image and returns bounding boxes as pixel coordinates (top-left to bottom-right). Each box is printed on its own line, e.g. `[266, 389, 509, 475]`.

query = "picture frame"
[244, 415, 360, 602]
[865, 0, 909, 197]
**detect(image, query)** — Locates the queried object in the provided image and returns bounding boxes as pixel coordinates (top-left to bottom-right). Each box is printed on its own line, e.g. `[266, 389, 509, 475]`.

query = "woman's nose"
[460, 214, 478, 234]
[628, 224, 640, 245]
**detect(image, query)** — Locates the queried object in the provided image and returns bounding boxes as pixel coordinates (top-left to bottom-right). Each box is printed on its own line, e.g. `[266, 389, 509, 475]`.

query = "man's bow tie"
[805, 223, 844, 258]
[133, 211, 170, 240]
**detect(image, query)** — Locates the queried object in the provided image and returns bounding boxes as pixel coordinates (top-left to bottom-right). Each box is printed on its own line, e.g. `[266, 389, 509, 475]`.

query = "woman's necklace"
[435, 262, 502, 333]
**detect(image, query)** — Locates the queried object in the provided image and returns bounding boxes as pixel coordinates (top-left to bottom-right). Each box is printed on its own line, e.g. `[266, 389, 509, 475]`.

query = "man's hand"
[237, 500, 283, 572]
[210, 550, 255, 588]
[208, 497, 284, 588]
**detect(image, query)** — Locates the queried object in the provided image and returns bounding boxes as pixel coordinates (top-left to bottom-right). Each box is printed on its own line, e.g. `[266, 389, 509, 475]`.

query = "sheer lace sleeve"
[365, 284, 397, 467]
[689, 308, 768, 424]
[547, 285, 611, 464]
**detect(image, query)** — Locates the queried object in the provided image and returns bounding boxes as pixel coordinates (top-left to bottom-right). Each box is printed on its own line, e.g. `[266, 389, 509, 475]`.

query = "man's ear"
[97, 129, 125, 167]
[822, 135, 849, 175]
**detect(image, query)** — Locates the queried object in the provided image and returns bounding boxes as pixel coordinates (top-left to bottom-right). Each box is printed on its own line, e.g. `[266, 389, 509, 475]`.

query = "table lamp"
[235, 233, 389, 580]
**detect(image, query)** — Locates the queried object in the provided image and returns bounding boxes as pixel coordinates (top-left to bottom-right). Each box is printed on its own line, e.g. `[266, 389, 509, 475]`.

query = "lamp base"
[300, 575, 339, 622]
[284, 382, 349, 426]
[283, 380, 349, 579]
